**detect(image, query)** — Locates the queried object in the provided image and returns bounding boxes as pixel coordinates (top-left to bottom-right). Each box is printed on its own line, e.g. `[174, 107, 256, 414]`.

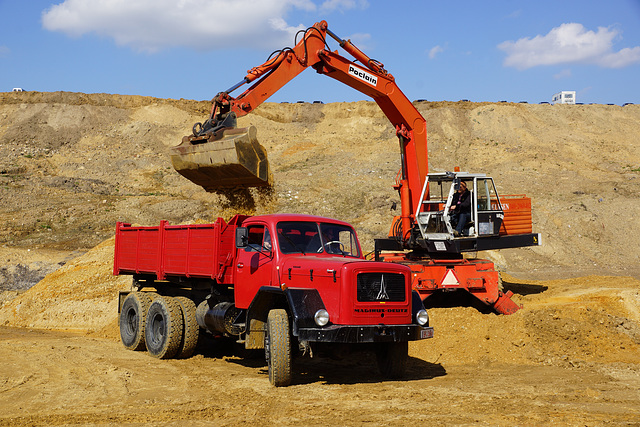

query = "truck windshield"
[276, 221, 360, 257]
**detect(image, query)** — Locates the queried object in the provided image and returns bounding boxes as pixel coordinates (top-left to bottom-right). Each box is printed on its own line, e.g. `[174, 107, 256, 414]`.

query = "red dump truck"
[114, 213, 433, 386]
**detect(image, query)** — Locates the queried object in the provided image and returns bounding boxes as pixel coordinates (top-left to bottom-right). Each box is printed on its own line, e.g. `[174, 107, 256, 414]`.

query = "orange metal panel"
[497, 195, 532, 235]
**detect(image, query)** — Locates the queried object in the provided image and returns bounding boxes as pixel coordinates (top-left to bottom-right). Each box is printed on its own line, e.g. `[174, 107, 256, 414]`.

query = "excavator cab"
[415, 172, 505, 250]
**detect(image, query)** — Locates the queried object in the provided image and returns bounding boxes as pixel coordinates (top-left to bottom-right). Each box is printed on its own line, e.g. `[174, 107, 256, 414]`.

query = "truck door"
[234, 223, 274, 309]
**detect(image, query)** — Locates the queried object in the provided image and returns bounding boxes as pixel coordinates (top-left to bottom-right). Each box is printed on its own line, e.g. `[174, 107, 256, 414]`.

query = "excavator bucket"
[170, 126, 272, 192]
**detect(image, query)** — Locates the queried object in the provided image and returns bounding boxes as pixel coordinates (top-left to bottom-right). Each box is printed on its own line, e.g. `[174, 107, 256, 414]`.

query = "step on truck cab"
[114, 214, 433, 386]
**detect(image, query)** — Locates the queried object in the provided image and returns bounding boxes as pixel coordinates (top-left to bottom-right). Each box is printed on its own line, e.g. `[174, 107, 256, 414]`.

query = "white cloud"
[599, 47, 640, 68]
[0, 45, 10, 58]
[346, 32, 372, 50]
[505, 10, 522, 19]
[41, 0, 322, 52]
[320, 0, 368, 12]
[428, 45, 444, 59]
[498, 23, 640, 70]
[553, 69, 572, 79]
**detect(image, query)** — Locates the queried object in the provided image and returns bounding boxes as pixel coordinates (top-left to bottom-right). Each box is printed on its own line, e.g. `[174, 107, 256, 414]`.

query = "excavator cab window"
[417, 173, 503, 240]
[477, 178, 498, 212]
[475, 178, 503, 236]
[418, 177, 457, 235]
[426, 179, 451, 211]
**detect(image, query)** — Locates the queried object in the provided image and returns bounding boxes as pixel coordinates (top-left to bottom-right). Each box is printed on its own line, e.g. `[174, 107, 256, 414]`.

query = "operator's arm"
[450, 193, 460, 210]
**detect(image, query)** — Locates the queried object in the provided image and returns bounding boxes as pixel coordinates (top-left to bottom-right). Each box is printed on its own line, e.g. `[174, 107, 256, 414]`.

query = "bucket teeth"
[170, 126, 272, 192]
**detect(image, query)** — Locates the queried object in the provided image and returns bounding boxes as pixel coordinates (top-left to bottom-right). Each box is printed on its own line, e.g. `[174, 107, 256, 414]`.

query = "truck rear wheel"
[119, 292, 152, 351]
[265, 309, 292, 387]
[145, 296, 184, 359]
[175, 296, 199, 359]
[376, 341, 408, 379]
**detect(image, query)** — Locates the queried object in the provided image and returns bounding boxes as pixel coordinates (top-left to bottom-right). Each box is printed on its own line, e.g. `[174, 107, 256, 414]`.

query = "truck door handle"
[237, 263, 244, 268]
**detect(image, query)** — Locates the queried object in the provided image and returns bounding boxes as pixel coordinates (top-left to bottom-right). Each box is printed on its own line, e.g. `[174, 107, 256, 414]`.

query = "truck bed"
[113, 216, 244, 282]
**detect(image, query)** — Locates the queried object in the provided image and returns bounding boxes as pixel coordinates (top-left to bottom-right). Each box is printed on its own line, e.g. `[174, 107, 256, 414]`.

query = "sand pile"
[0, 239, 130, 331]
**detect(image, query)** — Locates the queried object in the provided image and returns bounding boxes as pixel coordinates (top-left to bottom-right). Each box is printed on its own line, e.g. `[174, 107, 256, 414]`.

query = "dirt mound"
[414, 274, 640, 367]
[2, 93, 639, 272]
[0, 239, 130, 331]
[1, 91, 640, 424]
[1, 90, 639, 325]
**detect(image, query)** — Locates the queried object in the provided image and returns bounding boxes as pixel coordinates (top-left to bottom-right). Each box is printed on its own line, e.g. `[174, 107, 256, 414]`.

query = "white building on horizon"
[552, 91, 576, 105]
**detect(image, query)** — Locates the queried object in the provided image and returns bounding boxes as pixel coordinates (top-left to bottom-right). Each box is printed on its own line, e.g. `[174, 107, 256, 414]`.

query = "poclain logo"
[348, 65, 378, 87]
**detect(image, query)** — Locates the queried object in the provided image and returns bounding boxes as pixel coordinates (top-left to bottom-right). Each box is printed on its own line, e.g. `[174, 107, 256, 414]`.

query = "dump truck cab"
[234, 215, 363, 310]
[233, 214, 430, 333]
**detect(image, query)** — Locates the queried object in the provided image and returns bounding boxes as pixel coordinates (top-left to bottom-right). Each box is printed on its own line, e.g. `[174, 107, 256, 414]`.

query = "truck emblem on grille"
[376, 274, 390, 300]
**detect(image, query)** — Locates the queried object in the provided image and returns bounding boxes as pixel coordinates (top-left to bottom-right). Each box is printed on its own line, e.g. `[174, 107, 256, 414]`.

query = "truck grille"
[356, 273, 405, 302]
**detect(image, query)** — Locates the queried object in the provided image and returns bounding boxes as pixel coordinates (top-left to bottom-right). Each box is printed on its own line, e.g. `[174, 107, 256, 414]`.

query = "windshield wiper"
[278, 231, 306, 255]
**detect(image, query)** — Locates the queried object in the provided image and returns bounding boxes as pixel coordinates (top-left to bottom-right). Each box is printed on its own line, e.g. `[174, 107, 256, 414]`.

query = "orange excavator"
[170, 21, 540, 314]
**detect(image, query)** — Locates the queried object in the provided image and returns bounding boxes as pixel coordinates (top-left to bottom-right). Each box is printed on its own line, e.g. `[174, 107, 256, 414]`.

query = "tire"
[119, 292, 153, 351]
[376, 341, 408, 379]
[265, 309, 292, 387]
[145, 296, 184, 359]
[175, 296, 199, 359]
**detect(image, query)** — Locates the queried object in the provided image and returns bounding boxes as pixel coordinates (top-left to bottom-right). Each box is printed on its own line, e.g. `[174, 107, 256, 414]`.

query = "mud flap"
[170, 125, 272, 192]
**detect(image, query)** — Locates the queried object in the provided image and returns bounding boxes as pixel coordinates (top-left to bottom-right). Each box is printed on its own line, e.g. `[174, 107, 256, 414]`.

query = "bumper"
[297, 324, 434, 343]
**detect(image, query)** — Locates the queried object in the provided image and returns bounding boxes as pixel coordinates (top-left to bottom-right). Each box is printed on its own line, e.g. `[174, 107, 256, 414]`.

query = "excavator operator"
[450, 181, 471, 236]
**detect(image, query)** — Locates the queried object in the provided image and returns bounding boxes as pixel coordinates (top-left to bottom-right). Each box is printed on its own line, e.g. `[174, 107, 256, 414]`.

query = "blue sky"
[1, 0, 639, 105]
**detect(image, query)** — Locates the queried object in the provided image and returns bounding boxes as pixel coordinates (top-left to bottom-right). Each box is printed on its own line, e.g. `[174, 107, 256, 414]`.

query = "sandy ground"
[1, 92, 639, 425]
[1, 273, 640, 425]
[0, 328, 638, 426]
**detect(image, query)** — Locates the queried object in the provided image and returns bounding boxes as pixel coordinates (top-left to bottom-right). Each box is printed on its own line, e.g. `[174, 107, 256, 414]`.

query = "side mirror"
[235, 227, 249, 248]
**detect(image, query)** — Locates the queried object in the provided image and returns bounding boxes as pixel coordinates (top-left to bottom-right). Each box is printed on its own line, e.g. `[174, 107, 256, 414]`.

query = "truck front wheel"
[265, 309, 292, 387]
[120, 292, 152, 351]
[376, 341, 408, 379]
[145, 296, 184, 359]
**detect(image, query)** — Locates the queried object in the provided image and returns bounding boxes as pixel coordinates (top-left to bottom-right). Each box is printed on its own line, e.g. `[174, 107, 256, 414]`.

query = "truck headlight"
[416, 309, 429, 326]
[314, 309, 330, 326]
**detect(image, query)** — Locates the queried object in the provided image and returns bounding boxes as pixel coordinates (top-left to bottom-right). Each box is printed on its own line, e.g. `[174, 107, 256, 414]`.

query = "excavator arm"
[171, 21, 427, 244]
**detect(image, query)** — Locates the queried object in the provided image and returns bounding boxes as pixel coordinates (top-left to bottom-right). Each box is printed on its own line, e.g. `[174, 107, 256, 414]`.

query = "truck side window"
[245, 225, 271, 252]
